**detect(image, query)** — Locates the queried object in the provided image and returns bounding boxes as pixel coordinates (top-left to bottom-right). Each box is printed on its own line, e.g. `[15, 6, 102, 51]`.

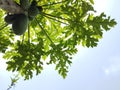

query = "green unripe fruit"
[20, 0, 30, 10]
[28, 6, 39, 18]
[4, 14, 17, 24]
[28, 6, 43, 21]
[28, 16, 34, 21]
[37, 6, 43, 12]
[31, 0, 37, 6]
[12, 14, 28, 35]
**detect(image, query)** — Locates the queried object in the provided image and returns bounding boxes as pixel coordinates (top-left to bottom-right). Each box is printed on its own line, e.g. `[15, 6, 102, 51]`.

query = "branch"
[7, 74, 19, 90]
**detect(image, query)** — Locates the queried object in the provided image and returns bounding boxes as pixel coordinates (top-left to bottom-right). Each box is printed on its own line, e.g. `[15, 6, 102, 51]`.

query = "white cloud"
[104, 56, 120, 75]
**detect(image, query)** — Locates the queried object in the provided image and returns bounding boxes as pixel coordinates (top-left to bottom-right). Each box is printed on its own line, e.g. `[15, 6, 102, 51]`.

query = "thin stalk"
[21, 34, 25, 45]
[42, 1, 67, 7]
[42, 12, 70, 22]
[36, 0, 42, 3]
[44, 14, 69, 25]
[35, 18, 55, 45]
[0, 23, 8, 30]
[28, 24, 31, 48]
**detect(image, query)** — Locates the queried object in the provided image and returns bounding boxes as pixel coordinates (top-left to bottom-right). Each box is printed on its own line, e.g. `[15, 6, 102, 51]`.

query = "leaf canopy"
[0, 0, 117, 80]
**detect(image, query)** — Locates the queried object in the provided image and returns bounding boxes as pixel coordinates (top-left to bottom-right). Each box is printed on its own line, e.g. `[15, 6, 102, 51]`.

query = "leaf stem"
[35, 18, 55, 45]
[0, 23, 8, 30]
[21, 34, 25, 45]
[42, 12, 70, 22]
[42, 1, 67, 7]
[43, 14, 69, 25]
[28, 24, 31, 48]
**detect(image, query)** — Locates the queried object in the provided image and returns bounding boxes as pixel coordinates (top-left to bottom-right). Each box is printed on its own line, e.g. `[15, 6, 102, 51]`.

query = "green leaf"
[89, 0, 94, 4]
[0, 0, 117, 80]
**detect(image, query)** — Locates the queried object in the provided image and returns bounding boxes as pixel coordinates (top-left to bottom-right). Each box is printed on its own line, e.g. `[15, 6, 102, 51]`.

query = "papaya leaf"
[0, 0, 117, 80]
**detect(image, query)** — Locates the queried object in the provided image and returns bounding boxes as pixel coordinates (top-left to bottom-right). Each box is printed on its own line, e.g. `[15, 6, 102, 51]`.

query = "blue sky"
[0, 0, 120, 90]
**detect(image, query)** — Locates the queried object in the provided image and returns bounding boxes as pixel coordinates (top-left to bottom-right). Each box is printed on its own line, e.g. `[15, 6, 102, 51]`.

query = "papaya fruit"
[28, 16, 34, 21]
[28, 0, 42, 20]
[12, 14, 28, 35]
[28, 5, 39, 18]
[4, 14, 17, 24]
[37, 6, 43, 12]
[20, 0, 30, 10]
[31, 0, 37, 6]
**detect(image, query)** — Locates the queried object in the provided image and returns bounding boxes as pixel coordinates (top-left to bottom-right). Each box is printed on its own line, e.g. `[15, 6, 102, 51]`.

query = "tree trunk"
[0, 0, 24, 14]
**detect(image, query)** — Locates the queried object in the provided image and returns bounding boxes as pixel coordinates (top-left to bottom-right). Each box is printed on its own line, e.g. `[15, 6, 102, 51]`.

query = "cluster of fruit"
[4, 0, 43, 35]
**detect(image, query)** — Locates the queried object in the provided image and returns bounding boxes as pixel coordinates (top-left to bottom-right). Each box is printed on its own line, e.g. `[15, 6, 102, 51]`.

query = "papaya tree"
[0, 0, 117, 80]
